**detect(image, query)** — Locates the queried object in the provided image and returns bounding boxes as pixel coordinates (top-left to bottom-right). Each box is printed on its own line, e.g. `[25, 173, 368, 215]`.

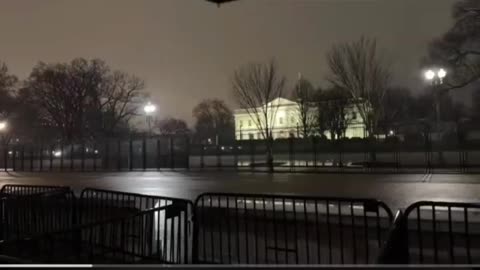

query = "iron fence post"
[289, 136, 294, 172]
[142, 136, 147, 171]
[250, 138, 255, 169]
[93, 142, 97, 171]
[49, 144, 53, 171]
[104, 140, 110, 170]
[129, 138, 133, 171]
[12, 145, 16, 172]
[216, 144, 221, 170]
[200, 144, 205, 169]
[117, 139, 121, 171]
[81, 142, 85, 172]
[185, 136, 190, 170]
[156, 138, 161, 171]
[70, 144, 74, 172]
[234, 141, 238, 170]
[313, 137, 318, 168]
[20, 145, 25, 171]
[170, 136, 174, 169]
[30, 146, 34, 172]
[39, 143, 43, 172]
[60, 143, 64, 171]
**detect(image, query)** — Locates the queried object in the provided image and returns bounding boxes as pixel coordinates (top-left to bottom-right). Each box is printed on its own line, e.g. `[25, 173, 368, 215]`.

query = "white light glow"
[438, 68, 447, 79]
[424, 70, 435, 80]
[0, 121, 6, 131]
[53, 151, 62, 157]
[144, 102, 157, 114]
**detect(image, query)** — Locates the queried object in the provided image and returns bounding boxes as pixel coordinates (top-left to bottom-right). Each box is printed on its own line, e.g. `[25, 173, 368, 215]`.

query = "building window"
[248, 120, 252, 127]
[279, 117, 283, 124]
[352, 112, 357, 120]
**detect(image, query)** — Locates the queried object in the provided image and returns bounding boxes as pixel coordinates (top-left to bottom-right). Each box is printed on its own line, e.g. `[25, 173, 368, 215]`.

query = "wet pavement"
[0, 171, 479, 210]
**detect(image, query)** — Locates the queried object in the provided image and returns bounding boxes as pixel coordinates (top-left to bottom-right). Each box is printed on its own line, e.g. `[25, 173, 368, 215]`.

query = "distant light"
[144, 102, 157, 115]
[53, 151, 62, 157]
[15, 138, 19, 142]
[8, 151, 12, 155]
[389, 130, 394, 136]
[0, 121, 6, 131]
[207, 138, 212, 144]
[238, 146, 242, 150]
[424, 70, 435, 80]
[438, 68, 447, 79]
[221, 146, 225, 150]
[94, 150, 99, 154]
[85, 148, 89, 153]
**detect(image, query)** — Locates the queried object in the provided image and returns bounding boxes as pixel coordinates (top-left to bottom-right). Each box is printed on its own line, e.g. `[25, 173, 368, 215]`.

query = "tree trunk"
[266, 137, 274, 173]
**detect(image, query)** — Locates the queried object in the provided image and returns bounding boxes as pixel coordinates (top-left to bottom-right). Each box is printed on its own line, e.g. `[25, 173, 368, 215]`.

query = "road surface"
[0, 171, 479, 211]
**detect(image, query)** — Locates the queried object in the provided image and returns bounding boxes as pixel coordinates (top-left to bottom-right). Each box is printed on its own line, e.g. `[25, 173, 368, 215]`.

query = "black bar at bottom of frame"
[88, 266, 446, 270]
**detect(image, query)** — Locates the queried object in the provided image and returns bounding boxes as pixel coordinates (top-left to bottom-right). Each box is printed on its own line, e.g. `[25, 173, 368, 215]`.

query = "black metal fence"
[379, 201, 480, 265]
[1, 184, 480, 265]
[192, 193, 393, 264]
[1, 136, 479, 173]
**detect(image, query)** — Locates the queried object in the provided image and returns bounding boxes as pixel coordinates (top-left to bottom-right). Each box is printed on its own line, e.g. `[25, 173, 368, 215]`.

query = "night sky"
[0, 0, 457, 125]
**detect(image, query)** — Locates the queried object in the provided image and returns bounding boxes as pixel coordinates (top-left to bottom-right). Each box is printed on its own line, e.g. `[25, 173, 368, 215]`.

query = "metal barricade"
[0, 185, 75, 241]
[79, 188, 193, 263]
[192, 193, 393, 264]
[399, 201, 480, 264]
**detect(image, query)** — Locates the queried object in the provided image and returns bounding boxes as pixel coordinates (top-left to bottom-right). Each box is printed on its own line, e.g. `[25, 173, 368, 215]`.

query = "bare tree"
[193, 99, 234, 144]
[232, 59, 285, 171]
[155, 117, 190, 135]
[428, 0, 480, 91]
[327, 36, 391, 140]
[315, 87, 351, 141]
[292, 75, 315, 138]
[25, 58, 145, 142]
[0, 62, 18, 146]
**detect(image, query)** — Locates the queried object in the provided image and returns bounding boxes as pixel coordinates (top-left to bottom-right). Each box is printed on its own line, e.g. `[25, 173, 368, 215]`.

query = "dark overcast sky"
[0, 0, 457, 125]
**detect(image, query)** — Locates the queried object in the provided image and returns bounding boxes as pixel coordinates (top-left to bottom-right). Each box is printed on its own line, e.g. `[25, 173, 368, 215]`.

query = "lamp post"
[424, 68, 447, 164]
[144, 102, 156, 137]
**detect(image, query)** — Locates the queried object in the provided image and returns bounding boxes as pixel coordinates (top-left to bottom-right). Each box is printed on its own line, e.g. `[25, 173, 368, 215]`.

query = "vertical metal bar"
[60, 143, 64, 171]
[326, 200, 332, 264]
[163, 200, 168, 261]
[432, 205, 438, 263]
[417, 208, 423, 263]
[248, 196, 257, 264]
[170, 137, 174, 169]
[129, 138, 133, 171]
[375, 208, 381, 248]
[464, 207, 471, 264]
[262, 198, 268, 264]
[49, 144, 53, 171]
[282, 198, 288, 264]
[142, 137, 147, 171]
[20, 145, 25, 171]
[350, 202, 356, 264]
[235, 196, 240, 263]
[185, 136, 190, 170]
[200, 144, 204, 169]
[156, 139, 161, 171]
[292, 199, 299, 264]
[289, 137, 294, 172]
[314, 200, 321, 264]
[30, 146, 34, 171]
[11, 145, 16, 172]
[81, 142, 85, 172]
[363, 206, 370, 264]
[272, 198, 278, 264]
[250, 138, 254, 170]
[93, 143, 97, 171]
[39, 143, 43, 171]
[216, 144, 221, 169]
[70, 144, 74, 171]
[234, 142, 238, 170]
[227, 197, 232, 264]
[209, 195, 215, 263]
[243, 196, 249, 264]
[104, 140, 109, 170]
[448, 206, 454, 264]
[338, 201, 344, 264]
[117, 139, 122, 171]
[217, 196, 223, 264]
[313, 137, 318, 168]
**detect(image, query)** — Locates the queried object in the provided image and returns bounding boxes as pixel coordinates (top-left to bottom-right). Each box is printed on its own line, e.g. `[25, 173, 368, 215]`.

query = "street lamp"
[0, 121, 6, 132]
[144, 102, 157, 136]
[424, 68, 448, 164]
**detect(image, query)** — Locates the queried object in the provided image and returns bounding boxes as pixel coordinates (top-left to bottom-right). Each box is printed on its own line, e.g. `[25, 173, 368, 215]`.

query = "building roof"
[234, 97, 297, 114]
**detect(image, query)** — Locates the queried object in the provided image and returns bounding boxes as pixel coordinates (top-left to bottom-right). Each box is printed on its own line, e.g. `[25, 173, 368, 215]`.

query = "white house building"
[234, 97, 366, 140]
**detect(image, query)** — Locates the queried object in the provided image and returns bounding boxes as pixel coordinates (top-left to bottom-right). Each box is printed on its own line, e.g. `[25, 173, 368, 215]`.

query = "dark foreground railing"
[379, 201, 480, 265]
[192, 193, 393, 264]
[1, 184, 480, 265]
